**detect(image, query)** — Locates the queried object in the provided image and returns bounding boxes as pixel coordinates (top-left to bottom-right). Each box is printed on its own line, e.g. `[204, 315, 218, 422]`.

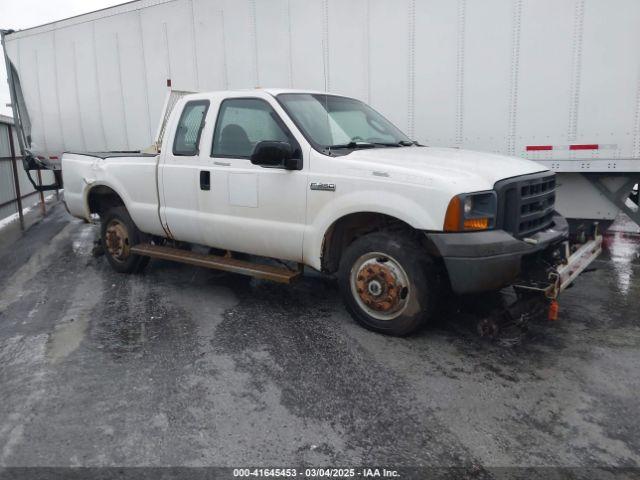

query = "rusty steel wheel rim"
[350, 252, 411, 321]
[104, 219, 131, 263]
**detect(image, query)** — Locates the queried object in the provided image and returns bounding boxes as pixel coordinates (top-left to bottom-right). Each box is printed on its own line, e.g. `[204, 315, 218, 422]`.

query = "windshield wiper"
[363, 140, 416, 147]
[325, 140, 422, 153]
[326, 141, 377, 151]
[368, 142, 403, 147]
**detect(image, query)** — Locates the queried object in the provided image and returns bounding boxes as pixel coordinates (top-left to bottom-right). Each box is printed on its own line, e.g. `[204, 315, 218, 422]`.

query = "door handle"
[200, 170, 210, 191]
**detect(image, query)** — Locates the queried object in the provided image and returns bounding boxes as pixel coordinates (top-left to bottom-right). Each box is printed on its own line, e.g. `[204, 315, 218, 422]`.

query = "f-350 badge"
[310, 182, 336, 192]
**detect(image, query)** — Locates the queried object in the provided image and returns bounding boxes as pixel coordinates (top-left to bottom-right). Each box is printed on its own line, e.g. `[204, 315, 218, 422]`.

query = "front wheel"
[101, 206, 149, 273]
[337, 231, 440, 336]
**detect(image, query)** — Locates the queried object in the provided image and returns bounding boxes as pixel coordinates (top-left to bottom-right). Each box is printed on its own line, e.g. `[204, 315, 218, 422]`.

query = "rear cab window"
[173, 100, 210, 156]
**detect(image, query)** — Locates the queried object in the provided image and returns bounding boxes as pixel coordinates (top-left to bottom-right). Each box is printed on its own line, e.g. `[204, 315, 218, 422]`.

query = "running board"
[130, 244, 302, 284]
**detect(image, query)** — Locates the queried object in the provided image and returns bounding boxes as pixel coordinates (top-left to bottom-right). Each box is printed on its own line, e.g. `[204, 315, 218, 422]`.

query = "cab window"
[173, 100, 209, 156]
[211, 98, 292, 158]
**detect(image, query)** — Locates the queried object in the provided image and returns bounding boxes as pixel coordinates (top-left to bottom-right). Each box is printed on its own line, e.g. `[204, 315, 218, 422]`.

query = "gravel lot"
[0, 203, 638, 473]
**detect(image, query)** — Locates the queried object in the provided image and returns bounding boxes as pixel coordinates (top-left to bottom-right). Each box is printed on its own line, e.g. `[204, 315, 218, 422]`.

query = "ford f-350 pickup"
[62, 89, 602, 335]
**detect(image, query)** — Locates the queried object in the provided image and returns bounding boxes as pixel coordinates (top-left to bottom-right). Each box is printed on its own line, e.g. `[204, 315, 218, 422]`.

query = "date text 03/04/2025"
[232, 468, 400, 478]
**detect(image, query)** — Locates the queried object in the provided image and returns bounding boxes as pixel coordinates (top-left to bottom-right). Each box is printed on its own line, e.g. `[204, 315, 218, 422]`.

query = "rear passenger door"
[159, 99, 209, 244]
[200, 96, 308, 262]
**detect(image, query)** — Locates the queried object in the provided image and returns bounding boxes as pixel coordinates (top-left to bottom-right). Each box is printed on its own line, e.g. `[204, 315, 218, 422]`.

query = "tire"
[337, 231, 440, 336]
[101, 206, 149, 274]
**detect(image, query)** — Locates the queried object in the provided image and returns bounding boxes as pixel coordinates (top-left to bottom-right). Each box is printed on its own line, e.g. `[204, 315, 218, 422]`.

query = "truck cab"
[63, 89, 597, 336]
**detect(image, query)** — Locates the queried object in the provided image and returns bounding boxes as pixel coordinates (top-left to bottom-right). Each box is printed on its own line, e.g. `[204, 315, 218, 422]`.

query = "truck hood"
[342, 146, 547, 191]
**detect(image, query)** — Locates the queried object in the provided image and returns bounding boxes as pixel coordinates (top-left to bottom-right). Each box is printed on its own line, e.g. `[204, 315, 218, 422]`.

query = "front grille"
[494, 172, 556, 238]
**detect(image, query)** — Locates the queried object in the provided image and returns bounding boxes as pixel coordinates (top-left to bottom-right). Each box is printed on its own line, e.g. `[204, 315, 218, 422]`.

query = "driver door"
[199, 96, 308, 262]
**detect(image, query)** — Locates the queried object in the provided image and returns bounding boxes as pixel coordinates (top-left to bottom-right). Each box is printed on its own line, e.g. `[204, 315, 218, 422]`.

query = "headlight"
[463, 196, 473, 215]
[443, 191, 497, 232]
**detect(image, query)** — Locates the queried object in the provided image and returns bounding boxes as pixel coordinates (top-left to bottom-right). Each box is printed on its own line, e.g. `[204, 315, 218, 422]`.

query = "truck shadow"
[205, 268, 561, 350]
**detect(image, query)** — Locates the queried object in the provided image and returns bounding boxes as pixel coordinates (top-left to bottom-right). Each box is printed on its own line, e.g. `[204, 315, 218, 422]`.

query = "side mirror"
[250, 141, 301, 170]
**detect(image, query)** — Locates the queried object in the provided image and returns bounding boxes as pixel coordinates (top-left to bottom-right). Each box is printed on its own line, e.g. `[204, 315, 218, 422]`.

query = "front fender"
[303, 189, 441, 270]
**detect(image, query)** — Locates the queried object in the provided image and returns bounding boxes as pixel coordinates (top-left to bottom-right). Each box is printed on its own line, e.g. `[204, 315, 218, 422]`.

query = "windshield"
[277, 94, 413, 154]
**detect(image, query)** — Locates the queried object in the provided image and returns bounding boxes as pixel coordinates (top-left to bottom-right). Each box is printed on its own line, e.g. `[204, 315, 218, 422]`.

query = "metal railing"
[0, 123, 52, 230]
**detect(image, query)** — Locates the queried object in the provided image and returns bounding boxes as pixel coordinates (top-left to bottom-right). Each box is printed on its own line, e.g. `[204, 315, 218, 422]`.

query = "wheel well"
[321, 212, 418, 273]
[87, 185, 125, 217]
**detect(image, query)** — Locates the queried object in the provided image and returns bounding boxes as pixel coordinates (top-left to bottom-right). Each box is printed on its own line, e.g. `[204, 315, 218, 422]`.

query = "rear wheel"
[101, 206, 149, 273]
[337, 231, 440, 336]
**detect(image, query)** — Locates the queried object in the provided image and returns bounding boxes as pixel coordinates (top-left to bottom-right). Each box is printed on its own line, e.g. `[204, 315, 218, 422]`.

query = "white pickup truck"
[63, 89, 601, 336]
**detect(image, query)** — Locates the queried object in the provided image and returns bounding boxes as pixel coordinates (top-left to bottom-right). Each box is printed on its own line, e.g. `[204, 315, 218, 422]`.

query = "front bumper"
[426, 215, 569, 295]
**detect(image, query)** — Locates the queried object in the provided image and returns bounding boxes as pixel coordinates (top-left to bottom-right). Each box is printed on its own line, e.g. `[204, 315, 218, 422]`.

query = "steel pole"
[36, 168, 45, 216]
[7, 124, 24, 230]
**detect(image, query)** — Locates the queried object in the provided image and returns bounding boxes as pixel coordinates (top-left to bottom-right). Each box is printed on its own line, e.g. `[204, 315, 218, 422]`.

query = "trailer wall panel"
[221, 0, 256, 90]
[192, 0, 228, 91]
[288, 0, 326, 92]
[254, 0, 292, 90]
[3, 0, 640, 173]
[70, 22, 108, 152]
[463, 0, 514, 154]
[326, 0, 368, 102]
[515, 0, 575, 157]
[368, 0, 410, 134]
[577, 0, 640, 155]
[413, 0, 459, 147]
[53, 27, 85, 151]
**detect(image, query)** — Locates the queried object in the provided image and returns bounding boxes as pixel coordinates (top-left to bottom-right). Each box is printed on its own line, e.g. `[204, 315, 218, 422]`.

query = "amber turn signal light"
[463, 217, 489, 230]
[444, 196, 490, 231]
[443, 196, 462, 232]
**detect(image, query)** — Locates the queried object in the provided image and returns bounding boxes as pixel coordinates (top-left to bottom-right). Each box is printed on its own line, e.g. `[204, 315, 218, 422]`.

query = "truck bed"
[61, 152, 163, 237]
[65, 151, 158, 159]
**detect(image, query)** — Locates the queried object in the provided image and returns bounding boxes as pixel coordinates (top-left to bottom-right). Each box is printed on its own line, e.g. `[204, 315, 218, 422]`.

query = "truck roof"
[262, 88, 327, 96]
[182, 88, 329, 100]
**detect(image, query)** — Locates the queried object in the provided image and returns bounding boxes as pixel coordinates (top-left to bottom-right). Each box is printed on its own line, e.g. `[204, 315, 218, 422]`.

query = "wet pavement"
[0, 203, 639, 469]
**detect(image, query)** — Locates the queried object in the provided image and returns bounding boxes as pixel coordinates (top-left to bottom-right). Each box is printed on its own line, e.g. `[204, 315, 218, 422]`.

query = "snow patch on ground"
[0, 194, 57, 231]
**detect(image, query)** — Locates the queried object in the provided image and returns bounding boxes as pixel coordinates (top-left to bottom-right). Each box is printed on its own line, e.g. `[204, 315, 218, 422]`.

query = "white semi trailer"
[2, 0, 640, 232]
